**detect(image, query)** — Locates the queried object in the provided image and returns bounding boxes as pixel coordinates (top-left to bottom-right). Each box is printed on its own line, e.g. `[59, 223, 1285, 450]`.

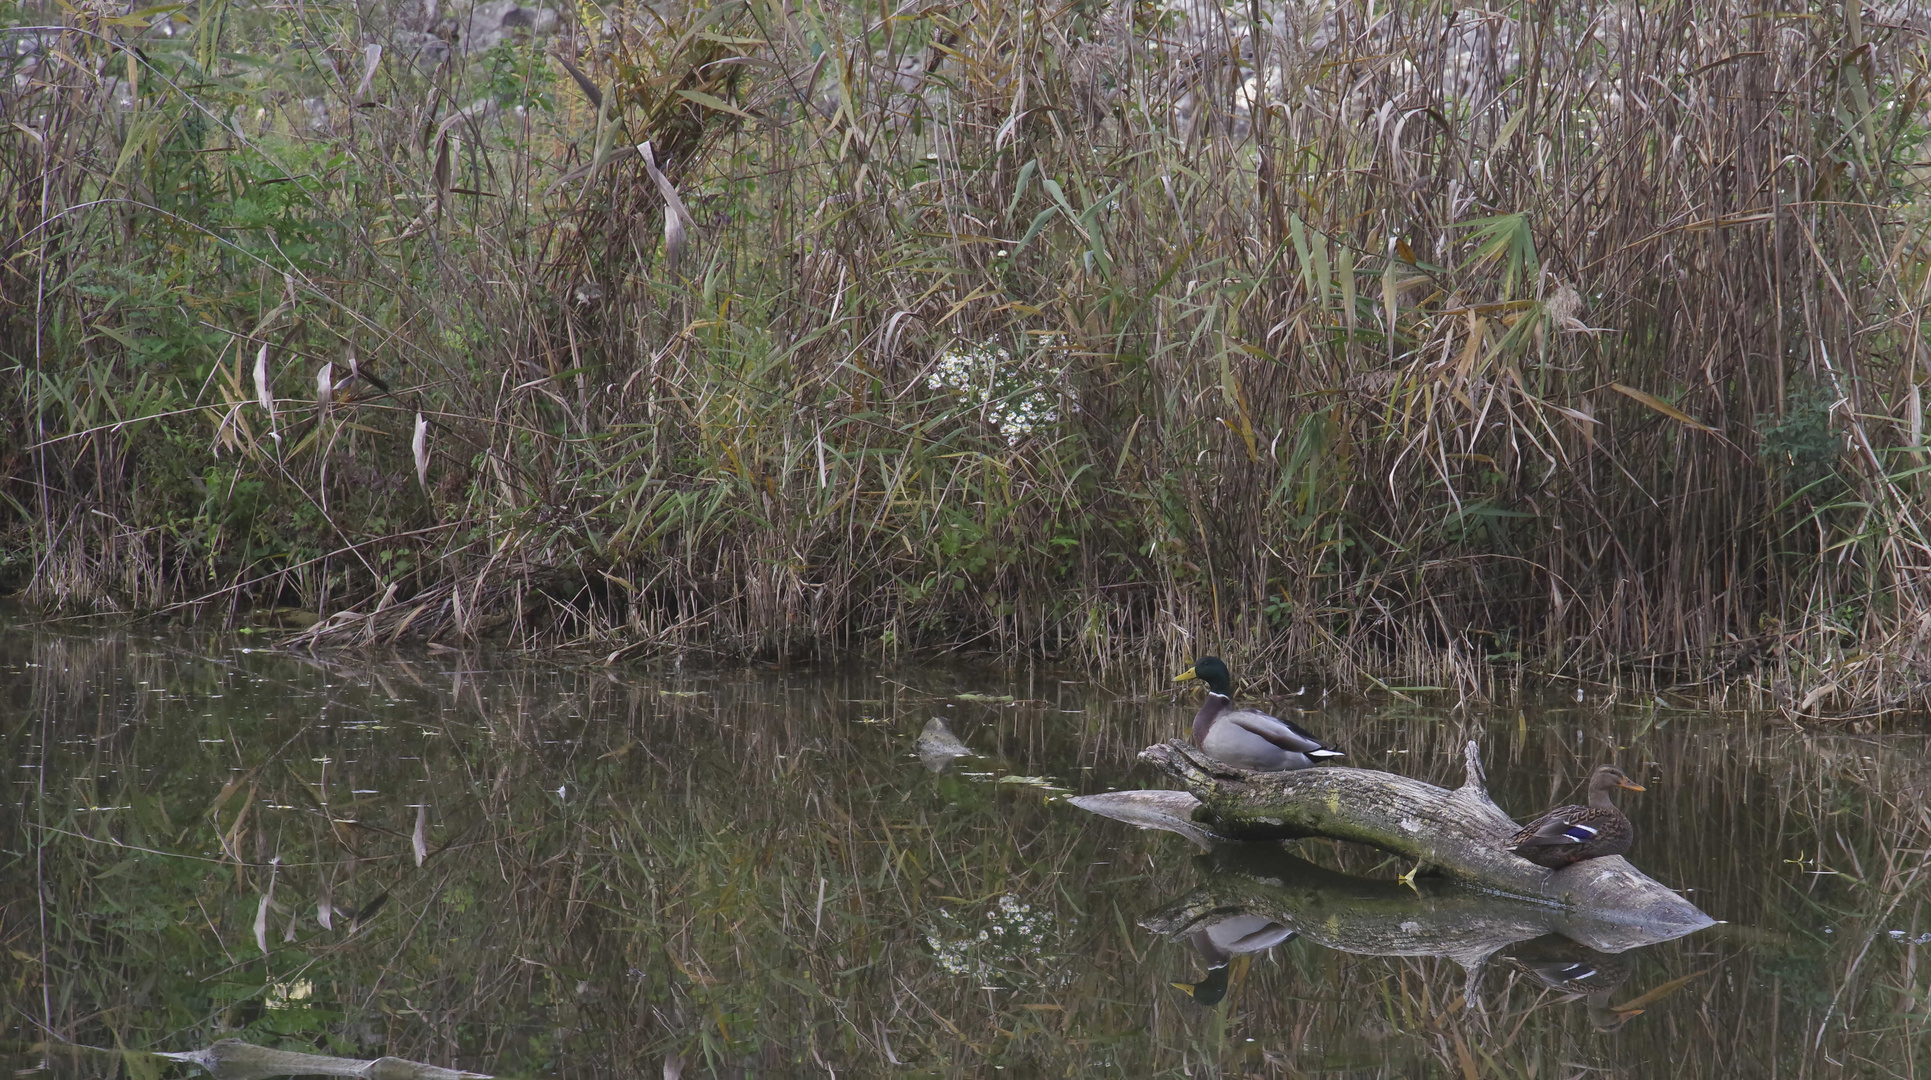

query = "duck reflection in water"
[1172, 912, 1297, 1006]
[1502, 935, 1646, 1032]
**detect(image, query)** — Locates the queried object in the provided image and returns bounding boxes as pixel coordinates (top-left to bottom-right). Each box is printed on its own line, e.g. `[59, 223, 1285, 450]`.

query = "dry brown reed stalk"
[8, 0, 1931, 711]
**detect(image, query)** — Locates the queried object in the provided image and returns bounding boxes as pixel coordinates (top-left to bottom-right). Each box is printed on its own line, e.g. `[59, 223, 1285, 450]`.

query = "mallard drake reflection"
[1506, 765, 1645, 868]
[1172, 656, 1345, 771]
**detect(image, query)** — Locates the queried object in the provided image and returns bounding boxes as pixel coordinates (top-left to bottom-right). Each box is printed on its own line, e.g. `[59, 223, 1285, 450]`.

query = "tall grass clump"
[7, 0, 1931, 709]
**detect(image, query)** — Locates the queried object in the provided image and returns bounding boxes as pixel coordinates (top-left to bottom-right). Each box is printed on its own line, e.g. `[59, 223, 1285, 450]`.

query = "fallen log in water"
[1075, 739, 1712, 933]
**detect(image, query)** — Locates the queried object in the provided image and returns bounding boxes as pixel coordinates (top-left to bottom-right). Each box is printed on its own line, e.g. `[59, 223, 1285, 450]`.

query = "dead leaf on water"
[1610, 966, 1714, 1012]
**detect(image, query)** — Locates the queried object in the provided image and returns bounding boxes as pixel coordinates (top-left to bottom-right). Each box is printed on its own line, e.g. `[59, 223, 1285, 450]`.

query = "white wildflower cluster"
[265, 979, 314, 1010]
[923, 893, 1073, 987]
[925, 339, 1070, 443]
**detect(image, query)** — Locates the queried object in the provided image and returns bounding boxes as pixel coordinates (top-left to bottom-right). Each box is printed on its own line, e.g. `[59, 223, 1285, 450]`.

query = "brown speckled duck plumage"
[1506, 765, 1645, 868]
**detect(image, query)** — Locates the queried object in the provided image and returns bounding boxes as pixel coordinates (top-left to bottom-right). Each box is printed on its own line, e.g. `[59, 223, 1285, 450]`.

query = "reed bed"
[7, 0, 1931, 709]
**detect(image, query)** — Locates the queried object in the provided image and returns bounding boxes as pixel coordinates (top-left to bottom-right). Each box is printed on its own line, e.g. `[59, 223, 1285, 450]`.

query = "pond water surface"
[4, 623, 1929, 1077]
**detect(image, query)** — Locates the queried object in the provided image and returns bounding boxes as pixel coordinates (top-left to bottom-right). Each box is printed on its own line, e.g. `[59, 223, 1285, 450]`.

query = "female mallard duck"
[1505, 765, 1645, 868]
[1173, 657, 1345, 771]
[1502, 935, 1644, 1031]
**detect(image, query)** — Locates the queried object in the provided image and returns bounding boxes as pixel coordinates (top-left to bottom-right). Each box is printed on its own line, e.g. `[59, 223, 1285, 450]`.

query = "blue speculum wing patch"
[1562, 823, 1598, 842]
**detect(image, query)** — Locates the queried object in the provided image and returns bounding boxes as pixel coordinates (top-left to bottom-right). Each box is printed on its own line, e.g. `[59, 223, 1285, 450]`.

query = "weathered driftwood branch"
[1090, 739, 1710, 932]
[158, 1041, 490, 1080]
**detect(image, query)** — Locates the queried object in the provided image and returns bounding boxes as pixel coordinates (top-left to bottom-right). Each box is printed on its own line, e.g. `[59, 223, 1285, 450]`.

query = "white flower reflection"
[924, 893, 1073, 987]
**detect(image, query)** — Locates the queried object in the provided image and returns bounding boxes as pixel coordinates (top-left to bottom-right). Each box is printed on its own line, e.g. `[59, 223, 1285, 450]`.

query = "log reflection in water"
[156, 1041, 490, 1080]
[1140, 842, 1707, 1023]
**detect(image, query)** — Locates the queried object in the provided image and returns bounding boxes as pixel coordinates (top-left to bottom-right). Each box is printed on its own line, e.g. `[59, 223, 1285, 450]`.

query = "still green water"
[3, 624, 1928, 1077]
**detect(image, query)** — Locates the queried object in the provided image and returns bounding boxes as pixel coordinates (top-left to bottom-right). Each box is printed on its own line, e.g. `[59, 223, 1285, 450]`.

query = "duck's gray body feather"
[1193, 694, 1345, 772]
[1192, 915, 1297, 961]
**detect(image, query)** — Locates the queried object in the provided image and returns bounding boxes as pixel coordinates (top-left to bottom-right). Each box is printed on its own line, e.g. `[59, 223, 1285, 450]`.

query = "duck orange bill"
[1172, 667, 1199, 682]
[1619, 779, 1647, 792]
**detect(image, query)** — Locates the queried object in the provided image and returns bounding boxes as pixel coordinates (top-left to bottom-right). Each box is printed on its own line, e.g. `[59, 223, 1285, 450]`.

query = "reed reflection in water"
[1, 625, 1927, 1077]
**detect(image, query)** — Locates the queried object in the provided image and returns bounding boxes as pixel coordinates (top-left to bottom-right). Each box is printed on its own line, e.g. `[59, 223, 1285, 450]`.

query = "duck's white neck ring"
[1207, 691, 1231, 701]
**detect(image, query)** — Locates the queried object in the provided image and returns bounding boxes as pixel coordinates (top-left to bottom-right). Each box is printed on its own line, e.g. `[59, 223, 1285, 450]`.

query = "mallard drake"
[1506, 765, 1645, 868]
[1173, 913, 1297, 1006]
[1173, 657, 1345, 771]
